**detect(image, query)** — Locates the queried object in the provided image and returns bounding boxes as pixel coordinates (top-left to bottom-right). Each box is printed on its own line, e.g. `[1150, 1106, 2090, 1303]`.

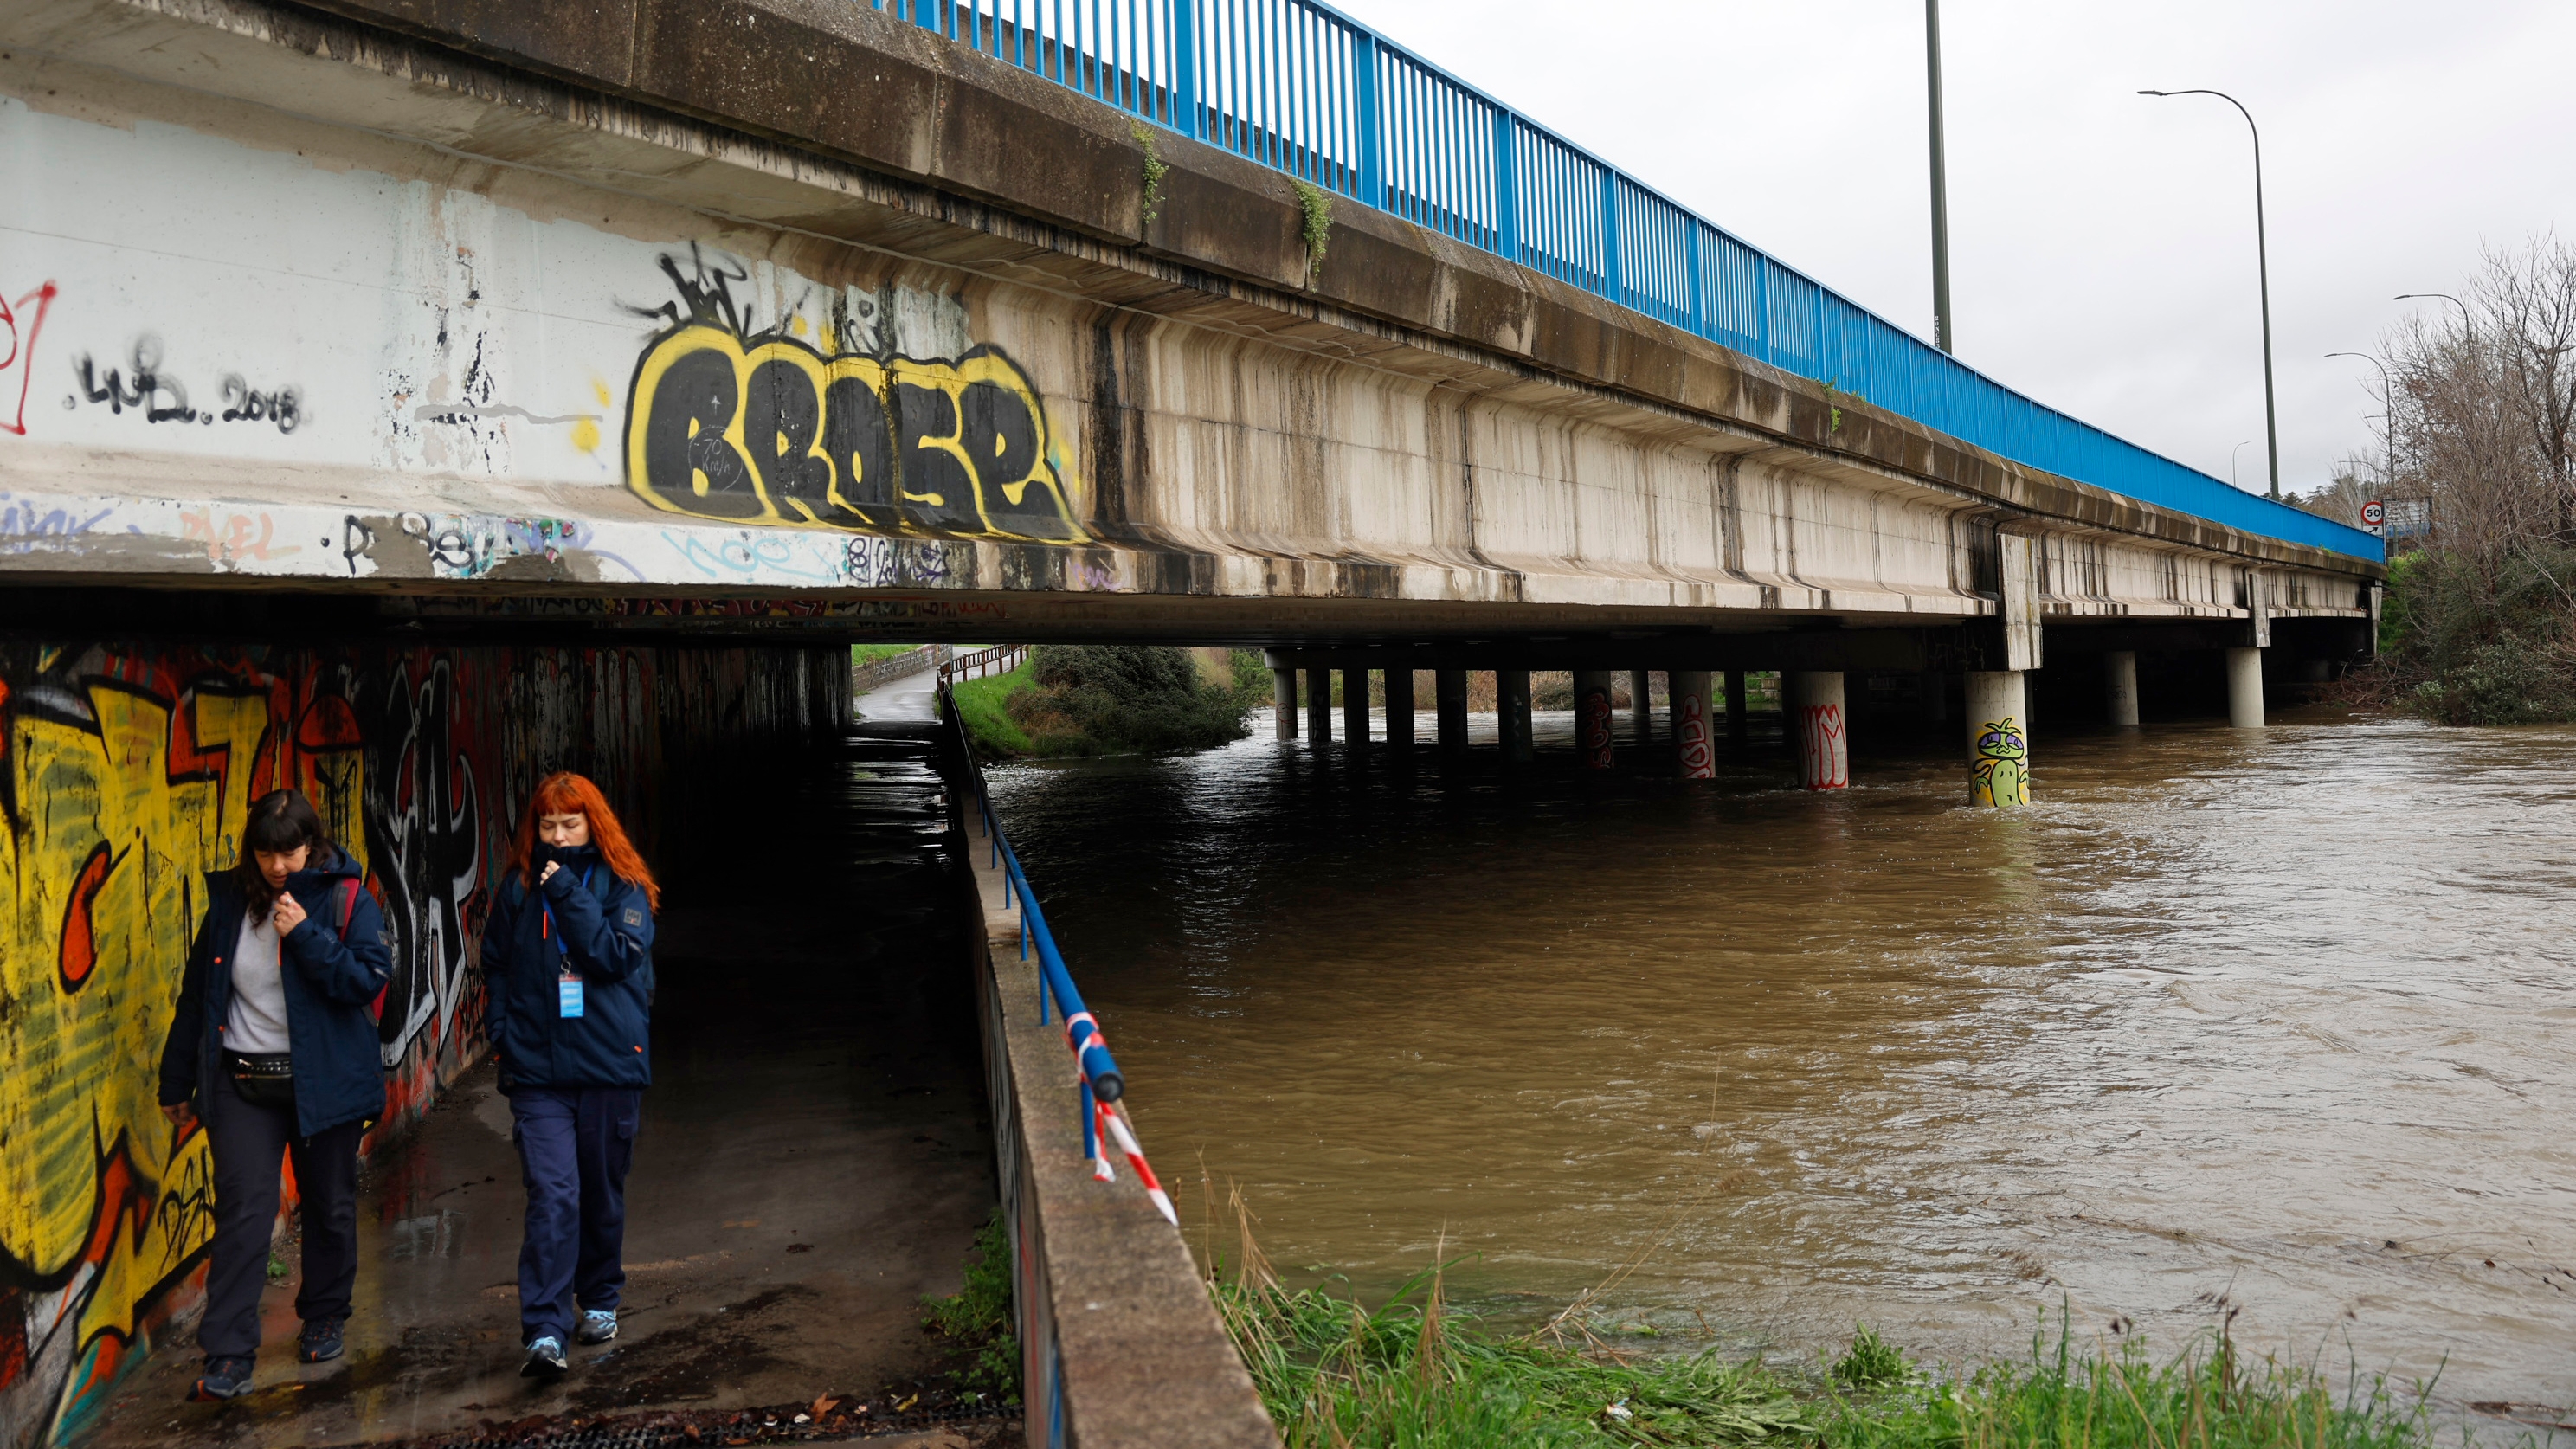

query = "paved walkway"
[82, 713, 1002, 1446]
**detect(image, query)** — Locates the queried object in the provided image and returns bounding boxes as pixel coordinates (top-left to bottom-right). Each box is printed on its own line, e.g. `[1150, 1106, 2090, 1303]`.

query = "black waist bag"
[225, 1050, 295, 1111]
[224, 882, 361, 1112]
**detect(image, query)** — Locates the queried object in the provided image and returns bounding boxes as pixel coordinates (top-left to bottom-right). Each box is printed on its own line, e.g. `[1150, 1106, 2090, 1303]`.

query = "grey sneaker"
[576, 1309, 618, 1345]
[190, 1356, 254, 1401]
[520, 1336, 569, 1378]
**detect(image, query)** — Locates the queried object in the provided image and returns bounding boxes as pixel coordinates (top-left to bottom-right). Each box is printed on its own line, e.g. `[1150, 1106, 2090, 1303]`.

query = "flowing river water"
[986, 704, 2576, 1413]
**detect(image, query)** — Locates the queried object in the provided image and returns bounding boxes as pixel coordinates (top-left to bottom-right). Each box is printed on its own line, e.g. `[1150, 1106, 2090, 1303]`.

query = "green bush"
[921, 1214, 1020, 1407]
[1004, 645, 1265, 755]
[2379, 545, 2576, 723]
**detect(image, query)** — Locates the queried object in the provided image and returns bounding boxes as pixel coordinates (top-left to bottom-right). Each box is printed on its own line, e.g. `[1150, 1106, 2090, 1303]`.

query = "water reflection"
[992, 706, 2576, 1406]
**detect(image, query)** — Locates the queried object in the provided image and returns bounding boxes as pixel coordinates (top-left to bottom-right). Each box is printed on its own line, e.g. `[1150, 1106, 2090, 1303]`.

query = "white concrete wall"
[0, 48, 2368, 631]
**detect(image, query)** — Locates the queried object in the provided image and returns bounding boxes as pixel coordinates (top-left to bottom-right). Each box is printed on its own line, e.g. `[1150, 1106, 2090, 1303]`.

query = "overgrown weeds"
[1823, 1309, 2443, 1449]
[1206, 1191, 2457, 1449]
[920, 1213, 1020, 1407]
[2343, 544, 2576, 724]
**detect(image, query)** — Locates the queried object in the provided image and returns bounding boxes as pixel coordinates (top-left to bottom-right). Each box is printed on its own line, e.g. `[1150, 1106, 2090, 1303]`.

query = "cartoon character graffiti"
[1971, 717, 2030, 807]
[621, 252, 1084, 544]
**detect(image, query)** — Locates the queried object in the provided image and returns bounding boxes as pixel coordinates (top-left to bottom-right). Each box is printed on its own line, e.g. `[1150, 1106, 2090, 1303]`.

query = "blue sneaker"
[576, 1309, 618, 1345]
[190, 1356, 254, 1401]
[520, 1336, 568, 1378]
[298, 1317, 345, 1363]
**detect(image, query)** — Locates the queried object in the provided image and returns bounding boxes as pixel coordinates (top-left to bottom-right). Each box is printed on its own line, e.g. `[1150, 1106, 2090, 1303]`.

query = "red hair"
[511, 772, 661, 911]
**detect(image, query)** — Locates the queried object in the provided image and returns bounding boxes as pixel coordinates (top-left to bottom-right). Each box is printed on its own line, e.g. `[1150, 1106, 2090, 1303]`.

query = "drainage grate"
[439, 1429, 681, 1449]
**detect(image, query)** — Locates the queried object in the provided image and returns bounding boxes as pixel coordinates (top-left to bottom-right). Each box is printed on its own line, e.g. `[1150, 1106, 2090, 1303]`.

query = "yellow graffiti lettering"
[623, 323, 1085, 544]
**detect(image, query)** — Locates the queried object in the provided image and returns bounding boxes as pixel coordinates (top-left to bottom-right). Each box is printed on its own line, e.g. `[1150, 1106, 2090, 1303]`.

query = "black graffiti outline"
[362, 660, 482, 1070]
[73, 338, 196, 423]
[70, 338, 302, 433]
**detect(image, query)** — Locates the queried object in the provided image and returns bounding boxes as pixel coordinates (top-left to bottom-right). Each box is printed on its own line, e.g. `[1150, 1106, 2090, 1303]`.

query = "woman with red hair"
[481, 771, 660, 1379]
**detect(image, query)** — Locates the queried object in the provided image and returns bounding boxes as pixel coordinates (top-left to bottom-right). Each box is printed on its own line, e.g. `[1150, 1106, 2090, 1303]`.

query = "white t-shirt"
[224, 909, 291, 1053]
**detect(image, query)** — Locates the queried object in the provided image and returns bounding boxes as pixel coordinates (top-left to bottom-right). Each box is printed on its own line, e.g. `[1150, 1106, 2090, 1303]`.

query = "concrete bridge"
[0, 0, 2379, 1443]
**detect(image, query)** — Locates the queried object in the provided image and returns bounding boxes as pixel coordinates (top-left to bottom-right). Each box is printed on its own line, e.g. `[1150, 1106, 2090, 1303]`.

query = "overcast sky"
[1327, 0, 2576, 498]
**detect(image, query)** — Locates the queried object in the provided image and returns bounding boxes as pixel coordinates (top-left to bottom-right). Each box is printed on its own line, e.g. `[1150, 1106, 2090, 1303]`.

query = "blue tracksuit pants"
[509, 1085, 642, 1345]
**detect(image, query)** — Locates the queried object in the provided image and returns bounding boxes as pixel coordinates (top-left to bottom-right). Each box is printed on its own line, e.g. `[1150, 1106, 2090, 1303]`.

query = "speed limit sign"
[2361, 500, 2386, 532]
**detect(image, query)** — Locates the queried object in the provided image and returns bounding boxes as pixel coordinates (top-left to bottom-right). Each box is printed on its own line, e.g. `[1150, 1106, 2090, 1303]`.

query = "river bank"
[989, 701, 2576, 1417]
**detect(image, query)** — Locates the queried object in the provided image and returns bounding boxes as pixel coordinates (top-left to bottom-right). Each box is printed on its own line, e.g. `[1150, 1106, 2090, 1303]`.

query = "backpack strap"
[335, 880, 361, 938]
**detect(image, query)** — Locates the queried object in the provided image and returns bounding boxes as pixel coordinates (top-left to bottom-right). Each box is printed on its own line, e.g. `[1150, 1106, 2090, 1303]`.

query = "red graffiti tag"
[1798, 704, 1849, 790]
[0, 281, 60, 436]
[57, 842, 119, 991]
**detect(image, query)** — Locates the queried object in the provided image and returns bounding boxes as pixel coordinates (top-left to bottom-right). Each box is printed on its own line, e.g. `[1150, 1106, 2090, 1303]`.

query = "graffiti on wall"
[1796, 702, 1848, 791]
[622, 251, 1085, 544]
[0, 640, 832, 1449]
[364, 660, 483, 1070]
[1971, 717, 2030, 807]
[68, 338, 303, 434]
[1, 281, 58, 437]
[1675, 689, 1714, 780]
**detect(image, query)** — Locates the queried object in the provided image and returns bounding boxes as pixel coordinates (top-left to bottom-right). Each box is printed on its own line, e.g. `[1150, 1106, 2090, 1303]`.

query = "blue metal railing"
[936, 686, 1125, 1147]
[879, 0, 2382, 564]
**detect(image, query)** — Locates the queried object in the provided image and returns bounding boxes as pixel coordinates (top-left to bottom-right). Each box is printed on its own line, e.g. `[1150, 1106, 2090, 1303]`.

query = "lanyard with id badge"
[542, 866, 596, 1017]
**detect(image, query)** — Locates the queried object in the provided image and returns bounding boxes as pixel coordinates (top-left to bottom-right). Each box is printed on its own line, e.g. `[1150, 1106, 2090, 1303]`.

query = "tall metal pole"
[1926, 0, 1954, 354]
[2142, 89, 2279, 499]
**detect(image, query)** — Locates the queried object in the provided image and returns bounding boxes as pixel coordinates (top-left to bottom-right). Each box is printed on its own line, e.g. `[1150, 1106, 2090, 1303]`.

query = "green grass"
[851, 642, 925, 665]
[1210, 1249, 2457, 1449]
[950, 659, 1038, 757]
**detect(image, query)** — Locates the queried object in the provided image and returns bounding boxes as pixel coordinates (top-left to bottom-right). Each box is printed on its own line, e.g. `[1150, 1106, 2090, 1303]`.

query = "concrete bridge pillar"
[1385, 667, 1415, 746]
[2104, 651, 2140, 727]
[1966, 671, 2031, 807]
[1628, 669, 1652, 739]
[1272, 668, 1298, 739]
[1304, 667, 1332, 742]
[1342, 667, 1369, 744]
[1436, 669, 1469, 752]
[1574, 670, 1615, 769]
[1725, 669, 1748, 738]
[1671, 670, 1716, 779]
[1789, 672, 1849, 790]
[1497, 669, 1535, 763]
[2226, 647, 2265, 728]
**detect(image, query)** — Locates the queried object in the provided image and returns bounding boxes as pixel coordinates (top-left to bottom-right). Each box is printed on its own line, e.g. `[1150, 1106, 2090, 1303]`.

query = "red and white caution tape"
[1092, 1098, 1179, 1226]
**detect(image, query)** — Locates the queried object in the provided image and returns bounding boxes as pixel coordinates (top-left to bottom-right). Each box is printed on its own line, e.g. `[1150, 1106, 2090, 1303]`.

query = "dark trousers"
[198, 1073, 364, 1361]
[509, 1086, 642, 1345]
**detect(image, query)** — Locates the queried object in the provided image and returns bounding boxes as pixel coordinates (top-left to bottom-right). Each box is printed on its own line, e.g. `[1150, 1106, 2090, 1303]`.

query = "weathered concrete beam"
[0, 0, 2376, 645]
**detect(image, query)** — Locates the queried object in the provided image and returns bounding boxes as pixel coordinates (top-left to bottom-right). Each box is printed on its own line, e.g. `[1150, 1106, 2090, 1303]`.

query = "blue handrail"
[937, 686, 1125, 1123]
[880, 0, 2383, 564]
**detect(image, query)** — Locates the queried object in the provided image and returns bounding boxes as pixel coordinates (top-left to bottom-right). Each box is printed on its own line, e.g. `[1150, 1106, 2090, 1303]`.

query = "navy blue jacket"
[158, 847, 393, 1138]
[482, 847, 656, 1090]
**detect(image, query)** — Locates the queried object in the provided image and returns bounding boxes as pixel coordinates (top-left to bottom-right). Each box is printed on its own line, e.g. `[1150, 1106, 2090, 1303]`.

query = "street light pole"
[2230, 439, 2255, 492]
[2394, 293, 2472, 333]
[2325, 351, 2396, 496]
[2142, 88, 2280, 500]
[1927, 0, 1954, 353]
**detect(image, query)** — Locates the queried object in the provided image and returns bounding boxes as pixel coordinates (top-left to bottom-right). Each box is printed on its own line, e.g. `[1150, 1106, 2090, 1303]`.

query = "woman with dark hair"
[157, 789, 392, 1401]
[483, 771, 660, 1378]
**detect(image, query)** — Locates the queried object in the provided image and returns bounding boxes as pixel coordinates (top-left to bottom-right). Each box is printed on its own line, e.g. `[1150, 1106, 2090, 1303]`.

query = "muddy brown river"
[987, 704, 2576, 1410]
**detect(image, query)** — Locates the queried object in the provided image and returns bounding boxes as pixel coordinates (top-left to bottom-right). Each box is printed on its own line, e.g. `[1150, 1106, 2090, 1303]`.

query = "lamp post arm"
[2143, 88, 2282, 499]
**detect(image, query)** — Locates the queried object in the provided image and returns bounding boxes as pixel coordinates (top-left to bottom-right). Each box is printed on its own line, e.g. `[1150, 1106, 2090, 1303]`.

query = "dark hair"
[237, 790, 334, 913]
